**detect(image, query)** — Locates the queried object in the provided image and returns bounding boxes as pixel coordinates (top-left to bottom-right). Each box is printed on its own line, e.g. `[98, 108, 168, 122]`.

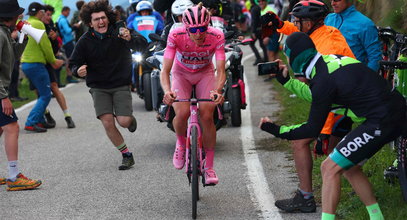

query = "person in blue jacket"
[126, 0, 164, 32]
[325, 0, 382, 72]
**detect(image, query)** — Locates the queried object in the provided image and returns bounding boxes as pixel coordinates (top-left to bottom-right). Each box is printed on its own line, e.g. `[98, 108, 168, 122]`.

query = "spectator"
[70, 0, 88, 42]
[57, 6, 79, 84]
[21, 2, 64, 132]
[8, 15, 28, 102]
[114, 5, 127, 21]
[325, 0, 382, 72]
[259, 0, 280, 63]
[260, 32, 405, 220]
[42, 4, 76, 129]
[249, 0, 268, 65]
[261, 0, 356, 213]
[0, 0, 42, 191]
[70, 0, 147, 170]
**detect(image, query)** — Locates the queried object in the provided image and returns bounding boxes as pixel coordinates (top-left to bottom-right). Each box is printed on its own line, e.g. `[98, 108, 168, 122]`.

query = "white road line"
[241, 53, 283, 219]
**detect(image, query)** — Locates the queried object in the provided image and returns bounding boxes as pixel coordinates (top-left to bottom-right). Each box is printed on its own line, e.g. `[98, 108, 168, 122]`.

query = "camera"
[257, 61, 280, 76]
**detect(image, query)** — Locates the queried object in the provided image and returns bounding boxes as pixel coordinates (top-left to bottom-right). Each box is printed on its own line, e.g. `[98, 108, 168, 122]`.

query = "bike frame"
[174, 89, 214, 219]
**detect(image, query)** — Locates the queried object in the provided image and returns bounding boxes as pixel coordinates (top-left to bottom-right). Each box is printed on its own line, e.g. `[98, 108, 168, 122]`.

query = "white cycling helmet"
[171, 0, 194, 16]
[136, 0, 153, 12]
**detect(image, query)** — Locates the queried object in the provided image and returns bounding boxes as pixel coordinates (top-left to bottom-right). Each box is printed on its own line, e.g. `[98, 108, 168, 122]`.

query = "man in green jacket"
[21, 2, 63, 132]
[0, 0, 42, 191]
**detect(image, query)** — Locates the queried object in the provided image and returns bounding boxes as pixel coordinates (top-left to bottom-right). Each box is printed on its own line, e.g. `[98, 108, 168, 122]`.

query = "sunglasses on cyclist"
[188, 26, 208, 34]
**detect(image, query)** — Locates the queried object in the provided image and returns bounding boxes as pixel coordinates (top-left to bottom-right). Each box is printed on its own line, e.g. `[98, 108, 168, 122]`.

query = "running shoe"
[65, 116, 76, 128]
[119, 152, 135, 170]
[275, 190, 316, 213]
[6, 173, 42, 191]
[44, 111, 56, 127]
[0, 177, 6, 185]
[204, 168, 218, 185]
[24, 124, 47, 132]
[173, 145, 186, 170]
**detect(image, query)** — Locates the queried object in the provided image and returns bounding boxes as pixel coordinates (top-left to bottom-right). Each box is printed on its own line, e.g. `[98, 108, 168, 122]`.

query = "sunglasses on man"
[188, 26, 208, 34]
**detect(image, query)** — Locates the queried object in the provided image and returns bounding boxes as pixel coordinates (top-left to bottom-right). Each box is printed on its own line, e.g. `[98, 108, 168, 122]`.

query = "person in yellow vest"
[21, 2, 63, 132]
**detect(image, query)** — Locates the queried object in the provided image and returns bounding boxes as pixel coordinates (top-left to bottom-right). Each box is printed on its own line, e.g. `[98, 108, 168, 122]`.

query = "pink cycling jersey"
[164, 26, 226, 99]
[164, 26, 226, 72]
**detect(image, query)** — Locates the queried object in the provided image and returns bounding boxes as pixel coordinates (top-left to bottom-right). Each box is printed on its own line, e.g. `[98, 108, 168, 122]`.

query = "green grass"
[269, 77, 407, 219]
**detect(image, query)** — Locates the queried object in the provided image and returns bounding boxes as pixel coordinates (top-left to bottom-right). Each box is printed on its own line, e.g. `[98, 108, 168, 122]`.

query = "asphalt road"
[0, 46, 321, 220]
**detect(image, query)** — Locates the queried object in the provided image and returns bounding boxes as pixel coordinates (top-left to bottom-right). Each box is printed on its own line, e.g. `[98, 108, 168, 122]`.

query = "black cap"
[0, 0, 24, 17]
[283, 32, 317, 75]
[27, 2, 45, 16]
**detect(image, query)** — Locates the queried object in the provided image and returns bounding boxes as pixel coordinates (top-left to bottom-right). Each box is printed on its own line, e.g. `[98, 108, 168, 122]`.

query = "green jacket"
[0, 22, 27, 99]
[283, 77, 365, 123]
[21, 16, 56, 65]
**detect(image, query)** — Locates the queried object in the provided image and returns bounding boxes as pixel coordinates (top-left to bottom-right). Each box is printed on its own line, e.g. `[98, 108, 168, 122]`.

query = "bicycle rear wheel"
[191, 126, 199, 219]
[397, 136, 407, 202]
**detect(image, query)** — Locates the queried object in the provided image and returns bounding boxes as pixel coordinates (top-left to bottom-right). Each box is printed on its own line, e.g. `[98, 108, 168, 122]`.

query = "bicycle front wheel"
[397, 136, 407, 202]
[191, 126, 199, 219]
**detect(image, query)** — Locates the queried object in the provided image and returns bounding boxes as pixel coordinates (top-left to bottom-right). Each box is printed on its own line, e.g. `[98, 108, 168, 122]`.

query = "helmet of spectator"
[291, 0, 329, 21]
[283, 32, 317, 77]
[182, 4, 211, 28]
[171, 0, 194, 16]
[136, 0, 153, 13]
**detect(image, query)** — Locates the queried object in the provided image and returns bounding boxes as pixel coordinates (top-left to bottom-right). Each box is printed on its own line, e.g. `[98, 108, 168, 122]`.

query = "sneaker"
[24, 124, 47, 133]
[275, 190, 316, 213]
[119, 152, 135, 170]
[45, 111, 56, 127]
[65, 116, 76, 128]
[204, 168, 219, 185]
[6, 173, 42, 191]
[0, 177, 6, 185]
[127, 116, 137, 133]
[173, 145, 186, 170]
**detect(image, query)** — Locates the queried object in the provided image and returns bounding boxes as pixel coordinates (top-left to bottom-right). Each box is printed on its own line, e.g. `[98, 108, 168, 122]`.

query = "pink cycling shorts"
[171, 64, 215, 100]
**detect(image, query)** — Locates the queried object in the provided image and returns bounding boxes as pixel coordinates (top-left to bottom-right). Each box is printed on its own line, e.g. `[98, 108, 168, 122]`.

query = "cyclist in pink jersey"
[160, 3, 225, 185]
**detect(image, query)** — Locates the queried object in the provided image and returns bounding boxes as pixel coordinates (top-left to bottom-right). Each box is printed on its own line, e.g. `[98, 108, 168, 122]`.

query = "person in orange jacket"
[261, 0, 356, 213]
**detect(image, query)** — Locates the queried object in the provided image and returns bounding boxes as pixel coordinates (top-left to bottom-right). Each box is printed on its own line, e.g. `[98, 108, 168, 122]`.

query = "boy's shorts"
[89, 85, 133, 118]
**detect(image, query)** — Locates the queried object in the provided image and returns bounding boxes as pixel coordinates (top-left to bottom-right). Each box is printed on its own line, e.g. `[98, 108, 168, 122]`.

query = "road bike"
[173, 86, 220, 219]
[378, 26, 407, 201]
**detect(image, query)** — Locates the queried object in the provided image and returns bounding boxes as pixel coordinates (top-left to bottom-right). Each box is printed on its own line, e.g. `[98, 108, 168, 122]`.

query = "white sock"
[8, 161, 19, 181]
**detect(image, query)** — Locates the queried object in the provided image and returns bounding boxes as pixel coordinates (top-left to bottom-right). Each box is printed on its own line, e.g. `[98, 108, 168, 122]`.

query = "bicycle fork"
[185, 103, 205, 185]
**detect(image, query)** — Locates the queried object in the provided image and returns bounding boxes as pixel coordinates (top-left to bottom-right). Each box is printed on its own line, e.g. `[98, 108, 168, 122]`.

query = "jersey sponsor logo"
[181, 50, 210, 57]
[339, 133, 374, 157]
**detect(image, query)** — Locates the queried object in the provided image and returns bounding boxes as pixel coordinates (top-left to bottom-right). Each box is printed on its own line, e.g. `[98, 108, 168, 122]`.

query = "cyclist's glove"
[261, 12, 284, 29]
[275, 69, 290, 85]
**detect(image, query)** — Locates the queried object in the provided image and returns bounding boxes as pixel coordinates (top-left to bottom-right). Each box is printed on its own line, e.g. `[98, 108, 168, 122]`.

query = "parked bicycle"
[378, 26, 407, 202]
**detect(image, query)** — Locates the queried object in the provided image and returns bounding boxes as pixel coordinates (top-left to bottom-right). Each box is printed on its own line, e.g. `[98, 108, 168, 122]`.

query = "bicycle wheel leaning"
[191, 125, 199, 219]
[397, 136, 407, 201]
